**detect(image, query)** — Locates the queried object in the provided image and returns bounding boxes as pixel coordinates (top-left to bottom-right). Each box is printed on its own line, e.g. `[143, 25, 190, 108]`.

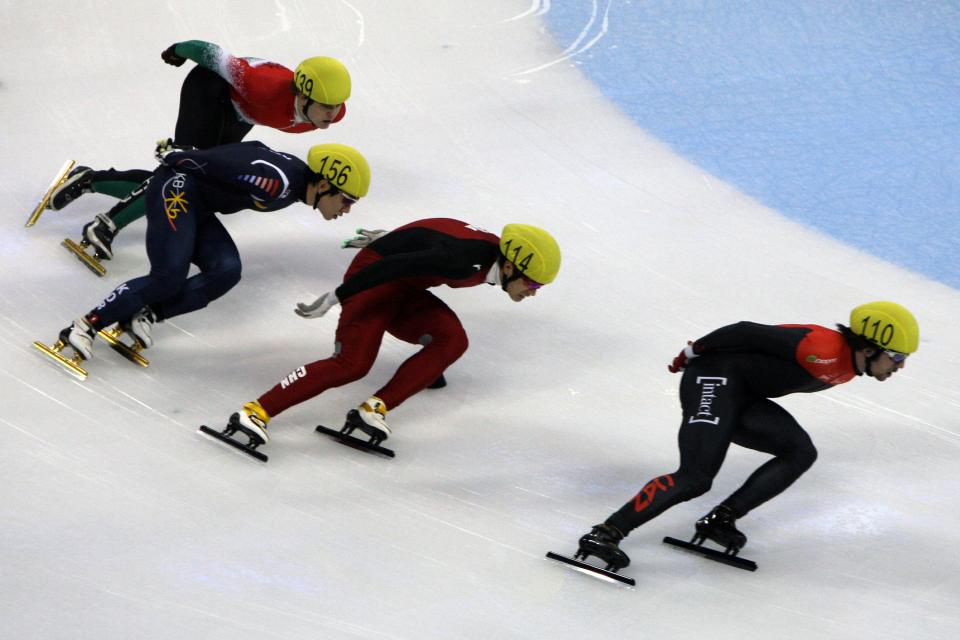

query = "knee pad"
[422, 327, 468, 358]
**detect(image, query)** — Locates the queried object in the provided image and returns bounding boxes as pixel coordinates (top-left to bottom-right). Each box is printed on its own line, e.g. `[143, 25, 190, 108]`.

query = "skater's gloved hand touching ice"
[161, 44, 187, 67]
[295, 292, 339, 319]
[341, 228, 387, 249]
[668, 341, 700, 373]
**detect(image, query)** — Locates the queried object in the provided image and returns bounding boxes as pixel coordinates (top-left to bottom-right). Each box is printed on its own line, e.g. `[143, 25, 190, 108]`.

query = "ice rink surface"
[1, 2, 958, 639]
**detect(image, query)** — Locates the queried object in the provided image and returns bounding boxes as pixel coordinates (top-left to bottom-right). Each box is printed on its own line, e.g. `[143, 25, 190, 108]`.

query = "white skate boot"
[58, 316, 97, 360]
[128, 306, 157, 348]
[228, 400, 271, 444]
[349, 396, 391, 443]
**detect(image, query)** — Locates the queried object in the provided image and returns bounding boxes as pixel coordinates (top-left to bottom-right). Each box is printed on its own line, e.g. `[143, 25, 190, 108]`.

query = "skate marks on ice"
[662, 536, 758, 572]
[507, 0, 613, 79]
[545, 550, 636, 587]
[23, 160, 75, 227]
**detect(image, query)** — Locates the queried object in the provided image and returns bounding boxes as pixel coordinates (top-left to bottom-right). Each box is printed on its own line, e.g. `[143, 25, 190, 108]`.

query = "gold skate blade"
[61, 238, 106, 277]
[97, 328, 150, 367]
[25, 160, 76, 227]
[32, 340, 88, 381]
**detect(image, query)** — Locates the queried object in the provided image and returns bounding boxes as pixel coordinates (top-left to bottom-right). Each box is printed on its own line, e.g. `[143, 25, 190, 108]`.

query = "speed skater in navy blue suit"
[47, 141, 371, 365]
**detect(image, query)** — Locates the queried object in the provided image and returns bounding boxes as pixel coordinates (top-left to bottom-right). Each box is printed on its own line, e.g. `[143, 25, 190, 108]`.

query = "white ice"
[1, 2, 958, 639]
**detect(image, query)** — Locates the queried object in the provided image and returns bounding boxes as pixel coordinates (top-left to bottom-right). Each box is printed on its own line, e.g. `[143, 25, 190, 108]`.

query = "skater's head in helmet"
[304, 144, 370, 220]
[497, 224, 561, 302]
[838, 301, 919, 381]
[293, 57, 351, 130]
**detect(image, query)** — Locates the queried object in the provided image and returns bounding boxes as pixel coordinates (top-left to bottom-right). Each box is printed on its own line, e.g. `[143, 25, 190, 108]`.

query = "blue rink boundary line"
[544, 1, 960, 290]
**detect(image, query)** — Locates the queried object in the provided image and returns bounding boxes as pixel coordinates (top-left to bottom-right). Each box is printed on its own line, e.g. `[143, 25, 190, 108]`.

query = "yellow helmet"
[294, 57, 351, 105]
[849, 301, 919, 353]
[307, 144, 371, 199]
[499, 224, 561, 285]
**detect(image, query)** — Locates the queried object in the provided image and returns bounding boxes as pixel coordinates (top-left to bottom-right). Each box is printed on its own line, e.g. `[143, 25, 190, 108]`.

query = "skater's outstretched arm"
[161, 40, 254, 88]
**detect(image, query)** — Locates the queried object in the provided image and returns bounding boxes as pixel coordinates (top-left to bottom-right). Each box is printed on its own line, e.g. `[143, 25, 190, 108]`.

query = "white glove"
[154, 137, 195, 163]
[341, 228, 387, 249]
[295, 292, 339, 319]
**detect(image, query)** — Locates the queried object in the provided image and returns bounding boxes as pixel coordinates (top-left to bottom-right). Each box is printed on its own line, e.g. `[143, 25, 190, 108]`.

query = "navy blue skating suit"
[86, 141, 310, 330]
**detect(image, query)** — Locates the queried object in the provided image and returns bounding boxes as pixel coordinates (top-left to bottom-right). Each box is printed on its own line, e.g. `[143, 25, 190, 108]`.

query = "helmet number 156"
[315, 157, 352, 187]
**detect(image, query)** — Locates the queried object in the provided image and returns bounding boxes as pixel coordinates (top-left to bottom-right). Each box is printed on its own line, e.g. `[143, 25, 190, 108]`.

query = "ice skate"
[97, 323, 150, 368]
[662, 505, 757, 571]
[47, 165, 93, 211]
[315, 398, 396, 458]
[427, 373, 447, 389]
[576, 524, 631, 571]
[61, 237, 107, 277]
[24, 160, 76, 227]
[81, 213, 118, 260]
[198, 401, 271, 463]
[126, 306, 157, 349]
[349, 396, 391, 443]
[693, 505, 747, 552]
[31, 317, 96, 381]
[545, 524, 635, 586]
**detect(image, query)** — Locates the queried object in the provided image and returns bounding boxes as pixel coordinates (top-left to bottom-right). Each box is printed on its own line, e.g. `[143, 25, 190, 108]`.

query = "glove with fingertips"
[161, 44, 187, 67]
[341, 228, 387, 249]
[668, 341, 700, 373]
[295, 292, 340, 319]
[155, 138, 196, 163]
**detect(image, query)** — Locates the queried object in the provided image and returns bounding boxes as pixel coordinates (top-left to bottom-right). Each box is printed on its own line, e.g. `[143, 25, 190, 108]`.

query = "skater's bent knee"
[793, 443, 818, 473]
[676, 474, 713, 500]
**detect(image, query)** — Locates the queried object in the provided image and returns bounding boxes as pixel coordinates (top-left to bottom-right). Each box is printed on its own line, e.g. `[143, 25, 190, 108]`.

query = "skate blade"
[32, 340, 88, 381]
[198, 425, 268, 463]
[315, 424, 395, 458]
[61, 238, 106, 277]
[662, 536, 757, 571]
[97, 327, 149, 367]
[545, 551, 636, 587]
[24, 160, 76, 227]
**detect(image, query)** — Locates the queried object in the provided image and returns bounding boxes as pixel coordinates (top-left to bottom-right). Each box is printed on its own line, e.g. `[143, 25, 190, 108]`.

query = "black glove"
[161, 45, 186, 67]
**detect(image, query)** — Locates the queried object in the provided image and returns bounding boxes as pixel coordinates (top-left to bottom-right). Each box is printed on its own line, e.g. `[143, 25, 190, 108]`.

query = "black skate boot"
[576, 523, 631, 571]
[81, 213, 118, 260]
[427, 373, 447, 389]
[694, 505, 747, 553]
[48, 166, 93, 210]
